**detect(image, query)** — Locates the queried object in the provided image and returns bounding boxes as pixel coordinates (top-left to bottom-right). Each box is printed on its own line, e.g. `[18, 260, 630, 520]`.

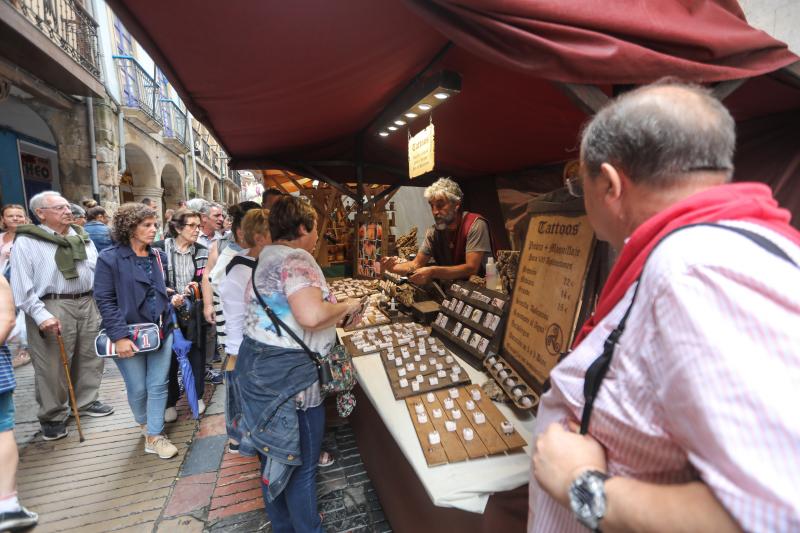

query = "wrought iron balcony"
[161, 99, 189, 153]
[0, 0, 103, 95]
[114, 55, 163, 133]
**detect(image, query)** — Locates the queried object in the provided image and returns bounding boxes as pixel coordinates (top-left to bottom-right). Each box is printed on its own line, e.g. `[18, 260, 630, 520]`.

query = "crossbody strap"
[249, 263, 322, 367]
[580, 222, 798, 435]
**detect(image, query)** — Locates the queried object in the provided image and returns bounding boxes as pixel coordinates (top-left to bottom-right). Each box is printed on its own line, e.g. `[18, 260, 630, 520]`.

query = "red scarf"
[573, 182, 800, 346]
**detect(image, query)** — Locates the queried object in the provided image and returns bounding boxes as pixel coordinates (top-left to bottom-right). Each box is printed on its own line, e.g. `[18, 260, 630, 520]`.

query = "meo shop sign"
[408, 123, 435, 179]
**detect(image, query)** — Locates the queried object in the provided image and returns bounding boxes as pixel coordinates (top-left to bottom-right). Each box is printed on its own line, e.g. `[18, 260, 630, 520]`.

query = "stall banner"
[408, 123, 435, 178]
[502, 214, 595, 391]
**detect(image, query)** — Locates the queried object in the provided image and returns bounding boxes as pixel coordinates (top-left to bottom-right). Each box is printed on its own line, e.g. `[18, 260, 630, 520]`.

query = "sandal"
[318, 450, 335, 468]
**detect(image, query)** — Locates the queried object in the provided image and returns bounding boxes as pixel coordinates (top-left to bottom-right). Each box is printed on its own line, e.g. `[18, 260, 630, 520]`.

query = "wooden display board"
[404, 384, 527, 467]
[379, 338, 471, 399]
[342, 323, 430, 357]
[502, 214, 595, 395]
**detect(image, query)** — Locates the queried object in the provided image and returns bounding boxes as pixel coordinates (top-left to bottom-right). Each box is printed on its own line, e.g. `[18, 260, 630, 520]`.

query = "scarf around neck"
[14, 224, 91, 280]
[573, 182, 800, 346]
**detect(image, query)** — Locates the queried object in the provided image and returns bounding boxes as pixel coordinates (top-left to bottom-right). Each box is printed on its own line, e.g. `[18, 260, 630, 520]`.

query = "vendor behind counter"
[381, 177, 495, 285]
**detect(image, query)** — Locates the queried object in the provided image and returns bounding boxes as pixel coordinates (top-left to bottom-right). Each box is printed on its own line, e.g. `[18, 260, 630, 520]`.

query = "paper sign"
[408, 123, 435, 178]
[502, 214, 595, 389]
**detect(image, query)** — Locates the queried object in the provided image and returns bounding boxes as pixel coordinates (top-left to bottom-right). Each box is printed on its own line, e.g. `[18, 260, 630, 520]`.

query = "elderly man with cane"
[10, 191, 113, 441]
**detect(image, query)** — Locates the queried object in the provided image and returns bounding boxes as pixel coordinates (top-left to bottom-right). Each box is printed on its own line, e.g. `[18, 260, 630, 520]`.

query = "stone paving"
[12, 361, 393, 532]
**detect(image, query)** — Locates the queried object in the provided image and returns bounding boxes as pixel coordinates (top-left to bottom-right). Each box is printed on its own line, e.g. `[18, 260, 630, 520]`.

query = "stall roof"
[107, 0, 799, 184]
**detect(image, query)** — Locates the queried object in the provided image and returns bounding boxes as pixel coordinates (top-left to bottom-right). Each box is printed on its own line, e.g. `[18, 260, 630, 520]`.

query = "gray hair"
[69, 203, 85, 217]
[186, 198, 212, 215]
[580, 80, 735, 187]
[29, 191, 63, 212]
[424, 177, 463, 204]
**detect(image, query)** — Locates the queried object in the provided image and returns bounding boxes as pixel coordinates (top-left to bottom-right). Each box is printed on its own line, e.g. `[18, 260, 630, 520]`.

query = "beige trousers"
[25, 295, 105, 423]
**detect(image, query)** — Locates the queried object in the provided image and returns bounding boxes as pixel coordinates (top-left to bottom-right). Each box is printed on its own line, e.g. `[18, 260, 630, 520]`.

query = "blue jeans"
[113, 333, 173, 436]
[0, 391, 14, 432]
[260, 403, 325, 533]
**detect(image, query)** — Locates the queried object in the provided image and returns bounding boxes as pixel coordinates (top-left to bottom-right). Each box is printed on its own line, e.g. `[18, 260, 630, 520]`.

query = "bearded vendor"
[381, 177, 494, 285]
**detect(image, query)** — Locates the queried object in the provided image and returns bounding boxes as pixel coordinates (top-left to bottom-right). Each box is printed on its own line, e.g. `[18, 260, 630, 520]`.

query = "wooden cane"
[56, 333, 85, 442]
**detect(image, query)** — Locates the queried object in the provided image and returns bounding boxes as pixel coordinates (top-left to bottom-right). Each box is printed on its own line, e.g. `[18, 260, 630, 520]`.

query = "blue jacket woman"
[93, 202, 179, 460]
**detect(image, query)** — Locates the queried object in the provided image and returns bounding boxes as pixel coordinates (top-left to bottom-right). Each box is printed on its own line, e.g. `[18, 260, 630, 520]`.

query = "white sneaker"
[198, 399, 206, 415]
[145, 435, 178, 459]
[164, 407, 178, 423]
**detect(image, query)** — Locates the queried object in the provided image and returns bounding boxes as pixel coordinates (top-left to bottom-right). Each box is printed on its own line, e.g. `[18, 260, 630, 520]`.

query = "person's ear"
[599, 163, 625, 205]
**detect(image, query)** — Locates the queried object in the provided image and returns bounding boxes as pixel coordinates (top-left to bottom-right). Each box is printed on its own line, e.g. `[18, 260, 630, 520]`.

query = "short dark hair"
[580, 79, 735, 187]
[111, 203, 157, 245]
[86, 206, 107, 221]
[262, 187, 283, 205]
[167, 208, 201, 238]
[268, 195, 316, 242]
[226, 201, 261, 239]
[141, 197, 154, 207]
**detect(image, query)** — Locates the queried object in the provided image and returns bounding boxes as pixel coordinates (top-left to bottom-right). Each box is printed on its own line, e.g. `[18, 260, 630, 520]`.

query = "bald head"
[580, 80, 736, 188]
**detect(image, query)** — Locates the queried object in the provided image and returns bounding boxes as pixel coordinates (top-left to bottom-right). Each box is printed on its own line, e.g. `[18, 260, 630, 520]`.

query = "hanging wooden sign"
[502, 214, 595, 393]
[408, 123, 435, 178]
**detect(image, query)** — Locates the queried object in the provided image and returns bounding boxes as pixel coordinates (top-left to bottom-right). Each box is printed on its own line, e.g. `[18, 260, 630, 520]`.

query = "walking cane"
[56, 333, 85, 442]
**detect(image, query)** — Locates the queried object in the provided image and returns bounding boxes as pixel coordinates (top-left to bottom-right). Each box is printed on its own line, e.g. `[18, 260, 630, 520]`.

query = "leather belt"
[41, 290, 93, 301]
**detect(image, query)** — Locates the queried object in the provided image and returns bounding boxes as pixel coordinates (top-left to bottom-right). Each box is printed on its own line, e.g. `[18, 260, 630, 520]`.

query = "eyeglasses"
[40, 204, 71, 211]
[183, 223, 200, 229]
[565, 176, 584, 198]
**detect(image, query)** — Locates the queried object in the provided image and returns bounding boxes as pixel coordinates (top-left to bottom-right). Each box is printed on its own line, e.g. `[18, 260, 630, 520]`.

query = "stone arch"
[121, 142, 158, 204]
[211, 182, 220, 203]
[204, 177, 213, 200]
[160, 163, 184, 212]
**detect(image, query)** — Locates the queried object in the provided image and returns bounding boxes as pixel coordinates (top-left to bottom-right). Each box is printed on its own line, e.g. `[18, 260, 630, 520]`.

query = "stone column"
[132, 186, 165, 217]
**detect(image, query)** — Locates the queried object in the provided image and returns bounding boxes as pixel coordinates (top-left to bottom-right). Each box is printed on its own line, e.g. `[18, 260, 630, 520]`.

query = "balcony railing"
[8, 0, 101, 79]
[161, 100, 187, 146]
[113, 55, 162, 124]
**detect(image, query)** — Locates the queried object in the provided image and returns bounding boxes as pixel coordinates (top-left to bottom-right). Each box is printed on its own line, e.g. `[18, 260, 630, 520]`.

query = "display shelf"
[483, 354, 539, 411]
[439, 305, 495, 339]
[430, 322, 486, 370]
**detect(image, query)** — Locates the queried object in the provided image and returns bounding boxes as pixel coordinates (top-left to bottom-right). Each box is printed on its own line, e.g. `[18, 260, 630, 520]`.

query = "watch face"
[569, 471, 608, 530]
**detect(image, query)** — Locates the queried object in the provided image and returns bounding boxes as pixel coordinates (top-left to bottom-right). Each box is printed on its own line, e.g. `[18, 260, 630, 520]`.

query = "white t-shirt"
[218, 249, 255, 356]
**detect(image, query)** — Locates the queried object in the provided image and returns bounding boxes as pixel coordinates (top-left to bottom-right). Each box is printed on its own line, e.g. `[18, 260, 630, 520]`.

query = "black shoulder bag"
[580, 223, 798, 435]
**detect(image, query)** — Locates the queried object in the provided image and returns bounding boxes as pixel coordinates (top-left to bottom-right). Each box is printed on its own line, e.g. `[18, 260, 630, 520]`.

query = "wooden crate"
[404, 384, 527, 467]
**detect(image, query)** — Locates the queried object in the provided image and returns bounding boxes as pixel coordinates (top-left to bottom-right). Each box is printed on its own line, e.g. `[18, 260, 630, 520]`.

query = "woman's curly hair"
[111, 202, 157, 245]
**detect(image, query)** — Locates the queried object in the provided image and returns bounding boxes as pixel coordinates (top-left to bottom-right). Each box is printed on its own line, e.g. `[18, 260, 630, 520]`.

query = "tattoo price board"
[501, 214, 595, 396]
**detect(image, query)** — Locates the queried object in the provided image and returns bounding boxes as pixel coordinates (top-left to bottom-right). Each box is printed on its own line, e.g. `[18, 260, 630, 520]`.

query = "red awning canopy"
[106, 0, 799, 183]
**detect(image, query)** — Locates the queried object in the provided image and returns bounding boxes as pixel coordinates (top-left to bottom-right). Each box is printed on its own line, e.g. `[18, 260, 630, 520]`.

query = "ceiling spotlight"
[405, 112, 417, 118]
[434, 92, 449, 100]
[394, 120, 406, 126]
[388, 126, 398, 131]
[418, 103, 432, 111]
[379, 131, 389, 137]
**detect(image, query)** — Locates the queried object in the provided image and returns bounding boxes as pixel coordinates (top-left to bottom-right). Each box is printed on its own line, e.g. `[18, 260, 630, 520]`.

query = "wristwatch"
[569, 470, 610, 531]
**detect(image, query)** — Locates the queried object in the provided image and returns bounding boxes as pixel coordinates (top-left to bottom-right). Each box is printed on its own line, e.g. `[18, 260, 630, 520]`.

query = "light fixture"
[371, 70, 461, 136]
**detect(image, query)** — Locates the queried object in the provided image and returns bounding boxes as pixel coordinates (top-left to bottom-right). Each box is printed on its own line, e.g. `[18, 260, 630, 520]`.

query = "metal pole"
[86, 96, 100, 202]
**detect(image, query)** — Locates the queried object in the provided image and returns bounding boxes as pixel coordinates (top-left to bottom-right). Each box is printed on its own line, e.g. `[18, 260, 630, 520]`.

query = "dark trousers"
[260, 404, 325, 533]
[166, 343, 205, 408]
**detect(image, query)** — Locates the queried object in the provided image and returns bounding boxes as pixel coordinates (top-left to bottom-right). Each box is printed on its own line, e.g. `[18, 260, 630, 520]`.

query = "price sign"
[408, 123, 435, 178]
[502, 214, 595, 390]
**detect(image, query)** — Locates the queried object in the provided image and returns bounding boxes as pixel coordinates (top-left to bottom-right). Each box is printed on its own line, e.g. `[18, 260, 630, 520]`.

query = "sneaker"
[164, 406, 178, 423]
[41, 421, 68, 441]
[145, 435, 178, 459]
[227, 441, 240, 454]
[0, 506, 39, 531]
[198, 399, 206, 415]
[78, 400, 115, 418]
[205, 368, 223, 385]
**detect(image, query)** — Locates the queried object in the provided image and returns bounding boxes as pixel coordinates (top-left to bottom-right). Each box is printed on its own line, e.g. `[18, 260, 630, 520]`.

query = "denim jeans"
[113, 333, 173, 436]
[259, 403, 325, 533]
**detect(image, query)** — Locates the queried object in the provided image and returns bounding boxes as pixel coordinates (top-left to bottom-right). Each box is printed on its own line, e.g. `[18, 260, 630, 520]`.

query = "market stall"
[107, 2, 800, 531]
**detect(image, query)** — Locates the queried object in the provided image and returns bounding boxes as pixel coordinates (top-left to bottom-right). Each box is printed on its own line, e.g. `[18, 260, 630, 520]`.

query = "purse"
[250, 267, 357, 398]
[95, 323, 161, 358]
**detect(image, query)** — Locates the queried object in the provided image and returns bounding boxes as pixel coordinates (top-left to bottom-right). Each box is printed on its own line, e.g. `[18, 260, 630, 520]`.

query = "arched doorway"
[160, 163, 184, 212]
[121, 143, 157, 203]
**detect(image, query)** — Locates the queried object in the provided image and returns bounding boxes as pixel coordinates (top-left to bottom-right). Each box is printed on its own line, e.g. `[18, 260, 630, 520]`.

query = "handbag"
[95, 249, 166, 358]
[95, 323, 161, 358]
[250, 267, 357, 399]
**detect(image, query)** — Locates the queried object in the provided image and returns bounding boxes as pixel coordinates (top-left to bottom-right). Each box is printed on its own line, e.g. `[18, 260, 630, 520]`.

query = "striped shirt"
[163, 238, 208, 292]
[0, 344, 14, 394]
[529, 222, 800, 533]
[10, 225, 97, 325]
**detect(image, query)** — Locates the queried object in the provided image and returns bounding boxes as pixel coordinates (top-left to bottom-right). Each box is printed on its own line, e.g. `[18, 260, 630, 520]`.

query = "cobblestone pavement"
[12, 362, 392, 532]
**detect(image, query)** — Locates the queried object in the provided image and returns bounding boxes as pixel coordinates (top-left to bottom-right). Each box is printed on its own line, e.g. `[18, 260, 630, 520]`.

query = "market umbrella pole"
[56, 333, 85, 442]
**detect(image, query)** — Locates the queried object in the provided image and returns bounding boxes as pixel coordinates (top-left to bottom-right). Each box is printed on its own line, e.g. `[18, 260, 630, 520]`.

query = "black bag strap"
[226, 255, 257, 275]
[249, 262, 322, 368]
[580, 222, 798, 435]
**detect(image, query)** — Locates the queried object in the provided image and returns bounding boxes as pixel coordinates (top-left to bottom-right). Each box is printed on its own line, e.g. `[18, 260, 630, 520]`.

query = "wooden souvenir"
[379, 338, 471, 399]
